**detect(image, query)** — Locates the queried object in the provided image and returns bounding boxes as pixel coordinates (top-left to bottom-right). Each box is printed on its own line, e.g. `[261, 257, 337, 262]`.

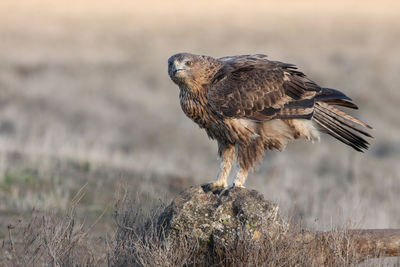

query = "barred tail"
[313, 88, 373, 152]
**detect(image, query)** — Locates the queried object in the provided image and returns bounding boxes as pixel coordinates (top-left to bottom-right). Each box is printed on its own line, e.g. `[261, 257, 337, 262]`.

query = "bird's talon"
[218, 187, 230, 197]
[207, 181, 227, 192]
[218, 183, 242, 196]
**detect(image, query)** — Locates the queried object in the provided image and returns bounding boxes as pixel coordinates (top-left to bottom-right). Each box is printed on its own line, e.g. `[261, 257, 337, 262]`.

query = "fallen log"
[296, 229, 400, 264]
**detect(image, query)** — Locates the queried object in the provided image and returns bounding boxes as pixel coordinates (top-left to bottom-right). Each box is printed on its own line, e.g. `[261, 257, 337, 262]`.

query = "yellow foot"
[232, 183, 245, 189]
[207, 180, 227, 191]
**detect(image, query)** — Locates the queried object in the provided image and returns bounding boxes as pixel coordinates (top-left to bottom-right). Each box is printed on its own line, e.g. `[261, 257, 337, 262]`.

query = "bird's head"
[168, 53, 219, 88]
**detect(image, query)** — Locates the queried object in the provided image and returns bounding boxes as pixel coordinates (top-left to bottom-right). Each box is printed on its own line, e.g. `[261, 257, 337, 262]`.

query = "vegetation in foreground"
[2, 186, 399, 266]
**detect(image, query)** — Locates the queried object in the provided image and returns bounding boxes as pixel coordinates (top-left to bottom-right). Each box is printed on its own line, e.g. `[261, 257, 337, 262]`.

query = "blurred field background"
[0, 0, 399, 264]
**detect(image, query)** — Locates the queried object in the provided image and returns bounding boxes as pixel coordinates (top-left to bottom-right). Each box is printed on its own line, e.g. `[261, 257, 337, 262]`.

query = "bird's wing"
[208, 54, 322, 121]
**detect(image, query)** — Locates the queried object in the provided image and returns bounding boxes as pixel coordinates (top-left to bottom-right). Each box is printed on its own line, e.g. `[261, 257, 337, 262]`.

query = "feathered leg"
[209, 143, 235, 190]
[230, 138, 264, 188]
[231, 162, 248, 188]
[219, 161, 248, 196]
[219, 162, 248, 195]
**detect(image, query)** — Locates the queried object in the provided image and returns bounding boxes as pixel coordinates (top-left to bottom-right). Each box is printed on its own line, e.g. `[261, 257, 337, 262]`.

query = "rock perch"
[157, 185, 400, 265]
[158, 185, 287, 254]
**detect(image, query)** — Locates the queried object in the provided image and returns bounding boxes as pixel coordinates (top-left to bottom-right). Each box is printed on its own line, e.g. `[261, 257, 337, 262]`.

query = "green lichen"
[221, 217, 230, 225]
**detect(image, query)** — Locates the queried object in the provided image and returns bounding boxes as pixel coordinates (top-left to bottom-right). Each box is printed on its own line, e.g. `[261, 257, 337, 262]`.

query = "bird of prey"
[168, 53, 372, 190]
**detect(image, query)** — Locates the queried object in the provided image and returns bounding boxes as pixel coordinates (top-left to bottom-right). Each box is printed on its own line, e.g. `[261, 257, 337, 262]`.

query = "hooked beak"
[171, 61, 187, 75]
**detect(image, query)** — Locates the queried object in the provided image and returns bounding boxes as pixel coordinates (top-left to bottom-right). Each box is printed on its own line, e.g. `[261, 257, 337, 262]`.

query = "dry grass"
[112, 187, 316, 266]
[1, 185, 399, 266]
[0, 0, 399, 265]
[1, 188, 109, 266]
[112, 190, 399, 266]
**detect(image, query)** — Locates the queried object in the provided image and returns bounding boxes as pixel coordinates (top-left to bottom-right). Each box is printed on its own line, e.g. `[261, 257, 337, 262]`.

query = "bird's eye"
[185, 61, 192, 67]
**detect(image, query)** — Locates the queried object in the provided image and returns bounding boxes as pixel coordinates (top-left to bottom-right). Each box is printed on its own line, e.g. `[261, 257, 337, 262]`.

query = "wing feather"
[205, 54, 372, 151]
[208, 55, 321, 121]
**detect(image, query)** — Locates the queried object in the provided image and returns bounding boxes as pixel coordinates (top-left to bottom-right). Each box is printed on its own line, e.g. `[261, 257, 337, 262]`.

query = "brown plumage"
[168, 53, 372, 189]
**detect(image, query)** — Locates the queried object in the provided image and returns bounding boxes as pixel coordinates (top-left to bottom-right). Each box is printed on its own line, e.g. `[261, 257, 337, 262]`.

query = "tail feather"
[316, 103, 372, 137]
[322, 103, 372, 129]
[322, 99, 358, 109]
[313, 102, 372, 152]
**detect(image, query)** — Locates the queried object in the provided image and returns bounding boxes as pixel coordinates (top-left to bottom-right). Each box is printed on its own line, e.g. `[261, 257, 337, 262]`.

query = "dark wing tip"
[316, 88, 353, 102]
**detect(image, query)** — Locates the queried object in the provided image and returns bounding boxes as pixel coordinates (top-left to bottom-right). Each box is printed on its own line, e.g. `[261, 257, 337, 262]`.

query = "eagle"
[168, 53, 372, 190]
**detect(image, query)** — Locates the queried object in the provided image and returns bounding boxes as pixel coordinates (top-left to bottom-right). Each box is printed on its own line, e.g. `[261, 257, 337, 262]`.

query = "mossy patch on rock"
[157, 185, 288, 258]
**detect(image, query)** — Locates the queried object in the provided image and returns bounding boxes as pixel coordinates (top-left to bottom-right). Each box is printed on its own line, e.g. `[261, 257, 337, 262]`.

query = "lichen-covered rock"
[157, 184, 288, 256]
